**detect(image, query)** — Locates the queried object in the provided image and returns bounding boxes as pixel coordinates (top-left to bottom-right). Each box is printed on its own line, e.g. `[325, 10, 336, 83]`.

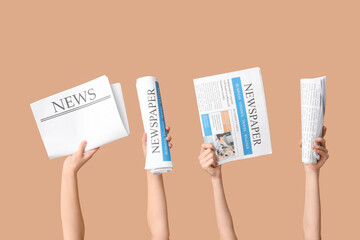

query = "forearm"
[147, 171, 169, 240]
[303, 169, 321, 240]
[61, 169, 85, 240]
[212, 175, 237, 240]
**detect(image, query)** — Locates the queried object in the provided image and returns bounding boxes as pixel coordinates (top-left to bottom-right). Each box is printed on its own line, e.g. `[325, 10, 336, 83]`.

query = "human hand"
[142, 126, 173, 158]
[198, 144, 221, 179]
[63, 140, 99, 174]
[299, 126, 329, 173]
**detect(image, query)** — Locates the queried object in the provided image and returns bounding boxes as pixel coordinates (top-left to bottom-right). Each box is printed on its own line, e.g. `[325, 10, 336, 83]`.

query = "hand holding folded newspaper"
[301, 76, 326, 164]
[136, 76, 173, 174]
[193, 67, 272, 165]
[30, 76, 130, 159]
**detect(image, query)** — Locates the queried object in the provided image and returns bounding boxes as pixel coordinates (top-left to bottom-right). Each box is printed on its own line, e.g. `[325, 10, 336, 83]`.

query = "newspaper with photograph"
[194, 67, 272, 165]
[30, 75, 130, 159]
[300, 76, 326, 164]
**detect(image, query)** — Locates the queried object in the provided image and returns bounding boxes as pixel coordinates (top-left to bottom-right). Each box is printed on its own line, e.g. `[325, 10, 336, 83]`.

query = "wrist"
[146, 170, 163, 178]
[304, 167, 320, 177]
[211, 173, 222, 183]
[62, 165, 78, 177]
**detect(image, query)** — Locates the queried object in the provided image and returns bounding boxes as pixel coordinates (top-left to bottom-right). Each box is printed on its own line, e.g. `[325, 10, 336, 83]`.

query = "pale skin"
[198, 126, 328, 240]
[301, 126, 329, 240]
[60, 128, 171, 240]
[142, 126, 173, 240]
[61, 141, 99, 240]
[198, 144, 238, 240]
[60, 126, 327, 240]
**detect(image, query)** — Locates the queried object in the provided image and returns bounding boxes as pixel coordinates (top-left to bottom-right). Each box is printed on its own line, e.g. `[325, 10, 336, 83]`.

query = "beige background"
[1, 0, 359, 239]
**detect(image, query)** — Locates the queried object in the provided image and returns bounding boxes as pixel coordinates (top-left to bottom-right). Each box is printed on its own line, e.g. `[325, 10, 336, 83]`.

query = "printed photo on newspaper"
[193, 67, 272, 165]
[30, 75, 130, 159]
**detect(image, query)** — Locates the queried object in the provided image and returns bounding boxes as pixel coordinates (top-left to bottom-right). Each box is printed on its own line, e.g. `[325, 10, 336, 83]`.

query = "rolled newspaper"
[300, 76, 326, 164]
[136, 76, 173, 174]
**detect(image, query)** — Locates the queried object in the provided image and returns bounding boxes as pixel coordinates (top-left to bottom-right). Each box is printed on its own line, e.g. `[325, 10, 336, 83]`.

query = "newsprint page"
[194, 67, 272, 165]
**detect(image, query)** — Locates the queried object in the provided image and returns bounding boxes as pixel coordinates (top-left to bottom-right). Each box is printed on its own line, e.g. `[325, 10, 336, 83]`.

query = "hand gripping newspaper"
[136, 76, 173, 174]
[30, 75, 130, 159]
[193, 67, 272, 165]
[300, 76, 326, 164]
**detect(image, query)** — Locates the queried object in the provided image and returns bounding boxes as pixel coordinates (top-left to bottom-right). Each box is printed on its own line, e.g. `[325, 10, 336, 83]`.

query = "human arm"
[302, 126, 329, 240]
[61, 141, 99, 240]
[199, 144, 238, 240]
[143, 127, 172, 240]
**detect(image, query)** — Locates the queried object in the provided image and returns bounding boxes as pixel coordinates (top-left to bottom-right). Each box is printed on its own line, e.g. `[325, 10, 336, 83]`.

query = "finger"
[85, 147, 100, 158]
[166, 126, 170, 134]
[298, 139, 302, 147]
[312, 145, 328, 153]
[77, 140, 87, 154]
[198, 148, 212, 161]
[200, 152, 213, 165]
[315, 148, 329, 160]
[214, 154, 219, 163]
[142, 133, 147, 144]
[199, 148, 212, 160]
[204, 158, 216, 168]
[208, 154, 220, 167]
[169, 143, 173, 149]
[200, 152, 216, 165]
[322, 125, 327, 138]
[166, 135, 172, 142]
[202, 154, 215, 168]
[205, 152, 219, 165]
[314, 138, 326, 148]
[200, 143, 215, 154]
[205, 155, 219, 167]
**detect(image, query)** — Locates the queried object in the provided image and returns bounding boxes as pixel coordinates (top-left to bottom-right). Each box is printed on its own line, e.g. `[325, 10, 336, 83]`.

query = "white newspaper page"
[194, 67, 272, 165]
[30, 75, 130, 159]
[301, 76, 326, 164]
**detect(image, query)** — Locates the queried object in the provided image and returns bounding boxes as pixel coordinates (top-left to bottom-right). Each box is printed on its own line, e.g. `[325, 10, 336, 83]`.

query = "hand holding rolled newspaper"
[136, 76, 173, 174]
[300, 76, 326, 164]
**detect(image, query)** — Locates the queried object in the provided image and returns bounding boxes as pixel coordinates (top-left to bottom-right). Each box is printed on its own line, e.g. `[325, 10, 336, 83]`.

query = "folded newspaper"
[30, 75, 130, 159]
[194, 67, 272, 165]
[300, 76, 326, 164]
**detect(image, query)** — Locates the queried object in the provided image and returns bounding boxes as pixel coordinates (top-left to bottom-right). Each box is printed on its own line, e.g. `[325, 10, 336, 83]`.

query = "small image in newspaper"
[193, 67, 272, 165]
[300, 76, 326, 164]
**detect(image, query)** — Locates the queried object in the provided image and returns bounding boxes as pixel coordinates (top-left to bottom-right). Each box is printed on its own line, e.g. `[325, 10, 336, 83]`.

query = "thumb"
[142, 133, 147, 145]
[322, 125, 327, 138]
[77, 140, 87, 155]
